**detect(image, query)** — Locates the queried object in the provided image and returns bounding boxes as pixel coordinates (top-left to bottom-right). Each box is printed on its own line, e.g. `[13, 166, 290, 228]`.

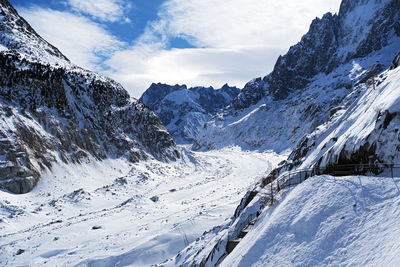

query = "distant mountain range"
[140, 83, 240, 144]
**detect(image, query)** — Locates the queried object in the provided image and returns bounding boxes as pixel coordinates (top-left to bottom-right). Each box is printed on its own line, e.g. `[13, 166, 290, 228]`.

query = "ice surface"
[0, 147, 285, 266]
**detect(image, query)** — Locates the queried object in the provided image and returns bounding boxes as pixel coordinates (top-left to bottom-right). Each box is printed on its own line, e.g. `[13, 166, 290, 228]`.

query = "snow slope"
[221, 175, 400, 266]
[0, 147, 285, 266]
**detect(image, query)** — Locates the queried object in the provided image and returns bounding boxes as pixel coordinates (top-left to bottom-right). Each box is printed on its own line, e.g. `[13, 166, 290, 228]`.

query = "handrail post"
[270, 180, 273, 205]
[391, 164, 394, 179]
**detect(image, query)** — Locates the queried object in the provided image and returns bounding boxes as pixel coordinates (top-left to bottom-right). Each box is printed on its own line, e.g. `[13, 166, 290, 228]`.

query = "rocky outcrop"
[0, 1, 179, 193]
[230, 78, 266, 110]
[268, 12, 340, 99]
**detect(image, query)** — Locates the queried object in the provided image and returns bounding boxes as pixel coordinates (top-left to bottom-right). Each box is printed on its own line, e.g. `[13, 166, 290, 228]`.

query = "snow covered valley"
[0, 147, 285, 266]
[2, 0, 400, 265]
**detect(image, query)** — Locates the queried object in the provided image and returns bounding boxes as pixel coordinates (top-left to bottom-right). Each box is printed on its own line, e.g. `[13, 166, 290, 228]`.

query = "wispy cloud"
[66, 0, 131, 23]
[19, 6, 125, 71]
[145, 0, 341, 49]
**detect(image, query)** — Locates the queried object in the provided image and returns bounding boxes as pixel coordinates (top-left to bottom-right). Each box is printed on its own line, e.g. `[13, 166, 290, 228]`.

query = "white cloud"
[105, 0, 342, 97]
[19, 7, 125, 71]
[153, 0, 341, 49]
[66, 0, 131, 23]
[105, 45, 285, 98]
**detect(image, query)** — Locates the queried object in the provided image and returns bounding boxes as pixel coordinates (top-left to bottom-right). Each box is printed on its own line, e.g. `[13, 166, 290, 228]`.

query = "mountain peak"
[0, 0, 69, 64]
[194, 0, 400, 152]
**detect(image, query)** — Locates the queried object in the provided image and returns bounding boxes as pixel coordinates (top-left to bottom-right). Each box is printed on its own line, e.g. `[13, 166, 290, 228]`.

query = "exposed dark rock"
[268, 12, 340, 99]
[230, 78, 265, 110]
[233, 191, 257, 218]
[16, 249, 25, 255]
[390, 52, 400, 70]
[150, 196, 159, 203]
[350, 0, 400, 59]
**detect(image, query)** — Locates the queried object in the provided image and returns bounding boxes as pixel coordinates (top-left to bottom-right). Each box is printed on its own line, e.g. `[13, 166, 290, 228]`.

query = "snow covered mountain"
[194, 0, 400, 153]
[2, 0, 400, 265]
[140, 83, 240, 144]
[0, 0, 179, 194]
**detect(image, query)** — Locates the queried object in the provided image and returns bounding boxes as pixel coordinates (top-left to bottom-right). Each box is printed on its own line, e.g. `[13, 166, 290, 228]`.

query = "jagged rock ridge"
[0, 0, 179, 194]
[140, 83, 240, 143]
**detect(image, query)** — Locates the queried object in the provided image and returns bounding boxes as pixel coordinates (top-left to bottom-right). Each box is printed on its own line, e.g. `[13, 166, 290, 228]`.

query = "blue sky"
[11, 0, 172, 45]
[10, 0, 341, 97]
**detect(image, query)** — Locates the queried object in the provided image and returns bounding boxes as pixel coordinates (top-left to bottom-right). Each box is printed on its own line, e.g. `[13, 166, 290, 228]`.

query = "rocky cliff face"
[195, 0, 400, 152]
[0, 0, 179, 194]
[140, 83, 240, 143]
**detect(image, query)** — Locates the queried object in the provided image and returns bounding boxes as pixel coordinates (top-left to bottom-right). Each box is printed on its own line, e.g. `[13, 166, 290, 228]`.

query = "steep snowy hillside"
[0, 0, 179, 194]
[221, 175, 400, 266]
[165, 174, 400, 267]
[195, 0, 400, 152]
[140, 83, 240, 143]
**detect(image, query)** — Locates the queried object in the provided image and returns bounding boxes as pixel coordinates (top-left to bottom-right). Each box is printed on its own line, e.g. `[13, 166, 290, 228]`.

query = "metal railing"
[267, 163, 400, 205]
